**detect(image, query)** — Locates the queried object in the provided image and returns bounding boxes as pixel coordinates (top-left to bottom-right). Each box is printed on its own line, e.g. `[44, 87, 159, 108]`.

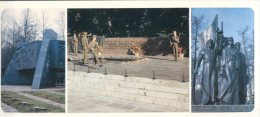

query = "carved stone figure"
[235, 42, 248, 104]
[194, 39, 218, 104]
[72, 33, 78, 56]
[217, 37, 239, 104]
[170, 31, 180, 61]
[80, 32, 90, 64]
[88, 35, 102, 67]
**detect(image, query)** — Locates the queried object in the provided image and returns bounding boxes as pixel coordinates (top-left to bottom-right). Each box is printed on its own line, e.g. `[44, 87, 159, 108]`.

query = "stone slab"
[192, 105, 254, 112]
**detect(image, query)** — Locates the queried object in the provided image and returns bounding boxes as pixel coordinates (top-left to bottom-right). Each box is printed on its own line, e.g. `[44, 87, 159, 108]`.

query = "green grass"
[1, 91, 65, 113]
[23, 91, 65, 104]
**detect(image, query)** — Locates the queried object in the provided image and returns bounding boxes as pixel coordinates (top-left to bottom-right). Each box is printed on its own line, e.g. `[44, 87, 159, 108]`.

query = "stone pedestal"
[192, 105, 254, 112]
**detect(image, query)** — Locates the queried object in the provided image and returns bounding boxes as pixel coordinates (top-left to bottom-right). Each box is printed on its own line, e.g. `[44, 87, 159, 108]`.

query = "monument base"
[192, 105, 254, 112]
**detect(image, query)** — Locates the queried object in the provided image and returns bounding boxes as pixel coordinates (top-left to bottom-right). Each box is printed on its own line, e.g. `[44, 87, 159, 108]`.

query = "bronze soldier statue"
[72, 33, 78, 56]
[88, 35, 102, 67]
[170, 31, 180, 61]
[80, 32, 90, 64]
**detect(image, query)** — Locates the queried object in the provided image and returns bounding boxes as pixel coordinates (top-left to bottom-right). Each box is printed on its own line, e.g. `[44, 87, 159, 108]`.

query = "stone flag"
[199, 14, 218, 49]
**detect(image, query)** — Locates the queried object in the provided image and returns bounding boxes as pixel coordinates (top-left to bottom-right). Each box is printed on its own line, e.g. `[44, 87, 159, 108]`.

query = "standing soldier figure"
[80, 32, 90, 64]
[170, 30, 180, 61]
[88, 35, 102, 67]
[72, 33, 78, 56]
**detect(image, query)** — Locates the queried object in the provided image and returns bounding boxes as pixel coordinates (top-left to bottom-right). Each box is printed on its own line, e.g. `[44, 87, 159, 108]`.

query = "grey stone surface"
[68, 92, 182, 112]
[192, 105, 254, 112]
[68, 54, 189, 82]
[68, 71, 189, 112]
[32, 29, 53, 89]
[1, 103, 18, 112]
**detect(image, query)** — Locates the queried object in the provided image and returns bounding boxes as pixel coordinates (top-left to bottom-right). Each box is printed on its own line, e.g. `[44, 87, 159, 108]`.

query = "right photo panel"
[191, 8, 254, 112]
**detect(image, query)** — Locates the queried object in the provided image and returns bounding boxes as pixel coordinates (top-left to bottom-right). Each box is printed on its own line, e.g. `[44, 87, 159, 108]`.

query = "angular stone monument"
[2, 29, 65, 89]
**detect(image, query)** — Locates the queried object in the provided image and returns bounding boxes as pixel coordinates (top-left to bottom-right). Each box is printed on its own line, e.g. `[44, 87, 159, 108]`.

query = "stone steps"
[68, 71, 189, 111]
[69, 71, 188, 88]
[73, 76, 188, 95]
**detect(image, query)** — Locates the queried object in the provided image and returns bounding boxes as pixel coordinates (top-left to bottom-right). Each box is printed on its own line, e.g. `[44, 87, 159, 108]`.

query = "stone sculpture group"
[194, 29, 248, 105]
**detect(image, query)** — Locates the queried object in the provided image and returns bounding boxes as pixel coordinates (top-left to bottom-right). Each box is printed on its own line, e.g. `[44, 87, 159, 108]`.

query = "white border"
[0, 1, 259, 117]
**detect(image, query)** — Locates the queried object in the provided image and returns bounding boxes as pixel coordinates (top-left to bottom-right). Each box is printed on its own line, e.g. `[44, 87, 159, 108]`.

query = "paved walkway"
[1, 103, 18, 112]
[68, 54, 189, 82]
[68, 92, 182, 112]
[18, 93, 65, 109]
[1, 85, 65, 92]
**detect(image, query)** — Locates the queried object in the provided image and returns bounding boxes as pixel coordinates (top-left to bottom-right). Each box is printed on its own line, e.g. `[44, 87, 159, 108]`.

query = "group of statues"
[193, 29, 248, 105]
[72, 32, 103, 68]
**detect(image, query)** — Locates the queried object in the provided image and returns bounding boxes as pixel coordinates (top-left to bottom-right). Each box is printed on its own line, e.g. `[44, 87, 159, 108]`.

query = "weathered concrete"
[32, 29, 54, 89]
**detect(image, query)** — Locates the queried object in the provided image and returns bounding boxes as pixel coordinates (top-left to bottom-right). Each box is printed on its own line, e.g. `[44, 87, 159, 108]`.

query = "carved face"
[173, 31, 177, 36]
[235, 42, 241, 50]
[207, 39, 214, 49]
[227, 37, 234, 45]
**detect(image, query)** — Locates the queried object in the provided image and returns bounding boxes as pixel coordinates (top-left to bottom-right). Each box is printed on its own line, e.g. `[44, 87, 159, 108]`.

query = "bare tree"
[191, 15, 206, 104]
[238, 25, 249, 56]
[191, 15, 206, 70]
[1, 9, 42, 75]
[22, 8, 31, 42]
[41, 10, 49, 37]
[238, 25, 254, 104]
[56, 10, 65, 40]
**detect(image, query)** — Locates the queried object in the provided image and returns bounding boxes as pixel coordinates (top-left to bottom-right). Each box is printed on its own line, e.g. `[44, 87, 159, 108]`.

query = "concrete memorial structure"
[67, 8, 189, 112]
[2, 29, 65, 89]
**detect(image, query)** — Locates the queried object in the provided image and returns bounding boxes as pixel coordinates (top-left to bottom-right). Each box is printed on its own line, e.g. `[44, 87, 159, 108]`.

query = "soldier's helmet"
[82, 32, 88, 36]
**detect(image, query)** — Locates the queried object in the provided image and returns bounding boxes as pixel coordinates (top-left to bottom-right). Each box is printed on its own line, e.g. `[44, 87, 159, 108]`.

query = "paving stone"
[19, 93, 64, 109]
[1, 103, 19, 112]
[32, 106, 47, 112]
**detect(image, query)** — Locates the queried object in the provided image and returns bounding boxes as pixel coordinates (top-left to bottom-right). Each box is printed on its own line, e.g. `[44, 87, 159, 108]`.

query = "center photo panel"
[66, 8, 189, 112]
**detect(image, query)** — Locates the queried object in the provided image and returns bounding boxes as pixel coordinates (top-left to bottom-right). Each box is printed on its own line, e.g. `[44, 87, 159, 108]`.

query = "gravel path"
[18, 93, 65, 109]
[68, 54, 189, 82]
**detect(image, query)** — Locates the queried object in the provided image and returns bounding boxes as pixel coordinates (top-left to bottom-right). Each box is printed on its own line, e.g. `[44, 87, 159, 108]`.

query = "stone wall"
[68, 37, 173, 56]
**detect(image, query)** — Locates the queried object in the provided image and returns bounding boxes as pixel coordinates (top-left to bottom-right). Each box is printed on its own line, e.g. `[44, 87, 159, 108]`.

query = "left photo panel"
[1, 8, 66, 112]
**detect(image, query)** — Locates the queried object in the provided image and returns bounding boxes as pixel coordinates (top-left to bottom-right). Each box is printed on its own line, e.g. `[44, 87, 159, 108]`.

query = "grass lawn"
[23, 91, 65, 104]
[52, 90, 65, 94]
[1, 91, 65, 113]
